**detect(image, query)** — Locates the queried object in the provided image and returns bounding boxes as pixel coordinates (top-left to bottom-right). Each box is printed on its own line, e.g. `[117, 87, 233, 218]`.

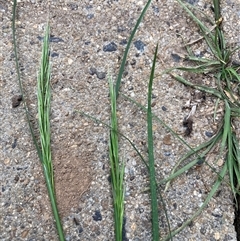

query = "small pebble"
[171, 53, 181, 62]
[103, 42, 117, 52]
[162, 106, 167, 111]
[120, 39, 127, 45]
[134, 40, 145, 52]
[164, 152, 171, 156]
[89, 67, 97, 75]
[152, 6, 159, 13]
[87, 14, 94, 19]
[67, 3, 78, 10]
[12, 95, 22, 108]
[51, 52, 59, 57]
[12, 138, 17, 149]
[205, 131, 213, 137]
[96, 71, 106, 79]
[92, 210, 102, 221]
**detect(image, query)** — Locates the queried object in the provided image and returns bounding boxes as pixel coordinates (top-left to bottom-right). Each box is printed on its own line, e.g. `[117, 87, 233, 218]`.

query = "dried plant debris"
[183, 116, 193, 136]
[11, 94, 22, 108]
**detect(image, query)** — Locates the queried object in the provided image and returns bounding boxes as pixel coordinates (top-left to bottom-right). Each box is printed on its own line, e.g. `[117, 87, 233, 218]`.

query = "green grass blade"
[109, 76, 125, 241]
[115, 0, 152, 97]
[161, 131, 222, 186]
[37, 24, 65, 241]
[176, 0, 212, 35]
[169, 73, 223, 98]
[12, 2, 64, 240]
[12, 0, 43, 161]
[78, 111, 149, 168]
[163, 161, 228, 240]
[147, 45, 160, 240]
[218, 101, 231, 156]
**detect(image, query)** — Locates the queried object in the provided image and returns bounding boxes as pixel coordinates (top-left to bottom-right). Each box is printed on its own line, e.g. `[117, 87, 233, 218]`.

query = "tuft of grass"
[12, 1, 64, 239]
[108, 76, 125, 241]
[157, 0, 240, 238]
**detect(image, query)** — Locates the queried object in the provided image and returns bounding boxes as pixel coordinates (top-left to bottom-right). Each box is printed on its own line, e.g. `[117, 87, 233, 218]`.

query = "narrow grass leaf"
[115, 0, 152, 97]
[37, 24, 65, 241]
[147, 45, 160, 240]
[109, 76, 125, 241]
[163, 161, 228, 240]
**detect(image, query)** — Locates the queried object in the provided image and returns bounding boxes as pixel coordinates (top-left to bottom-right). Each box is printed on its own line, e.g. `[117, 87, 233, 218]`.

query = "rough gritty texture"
[1, 0, 240, 240]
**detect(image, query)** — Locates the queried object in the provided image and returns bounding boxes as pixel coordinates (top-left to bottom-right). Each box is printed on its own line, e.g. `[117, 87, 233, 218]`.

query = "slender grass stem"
[109, 76, 125, 241]
[37, 25, 64, 241]
[115, 0, 152, 97]
[147, 45, 160, 240]
[12, 2, 64, 239]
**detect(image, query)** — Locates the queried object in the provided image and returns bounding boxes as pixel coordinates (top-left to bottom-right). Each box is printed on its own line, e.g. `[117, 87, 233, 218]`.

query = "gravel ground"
[1, 0, 240, 240]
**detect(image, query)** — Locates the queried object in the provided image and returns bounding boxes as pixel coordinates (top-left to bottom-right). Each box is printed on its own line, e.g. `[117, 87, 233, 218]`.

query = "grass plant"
[116, 0, 240, 239]
[13, 0, 240, 240]
[109, 76, 125, 241]
[155, 0, 240, 238]
[12, 1, 64, 240]
[168, 0, 240, 198]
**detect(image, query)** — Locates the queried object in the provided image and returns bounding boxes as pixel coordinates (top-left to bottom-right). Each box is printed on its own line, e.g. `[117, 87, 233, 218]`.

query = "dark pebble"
[130, 59, 136, 65]
[67, 3, 78, 10]
[130, 175, 135, 181]
[87, 14, 94, 19]
[162, 106, 167, 111]
[128, 86, 134, 91]
[96, 71, 106, 80]
[152, 93, 157, 98]
[164, 152, 171, 156]
[12, 95, 22, 108]
[123, 71, 128, 77]
[188, 221, 194, 227]
[211, 212, 222, 218]
[50, 36, 64, 43]
[134, 40, 145, 52]
[78, 226, 83, 234]
[171, 53, 181, 62]
[152, 6, 159, 13]
[103, 42, 117, 52]
[51, 52, 59, 58]
[73, 217, 80, 225]
[196, 158, 204, 166]
[205, 131, 213, 138]
[92, 210, 102, 221]
[86, 5, 93, 10]
[14, 175, 19, 183]
[200, 227, 206, 235]
[119, 39, 127, 45]
[128, 122, 134, 128]
[117, 26, 126, 32]
[85, 41, 91, 45]
[89, 67, 97, 75]
[12, 138, 17, 149]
